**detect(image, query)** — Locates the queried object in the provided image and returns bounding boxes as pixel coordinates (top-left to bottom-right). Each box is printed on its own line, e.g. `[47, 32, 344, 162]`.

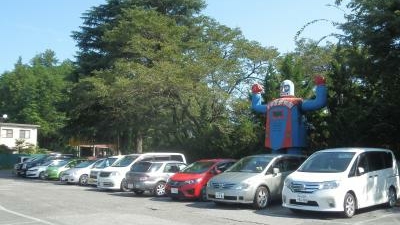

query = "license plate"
[215, 192, 224, 199]
[171, 188, 178, 194]
[296, 194, 309, 203]
[128, 183, 134, 189]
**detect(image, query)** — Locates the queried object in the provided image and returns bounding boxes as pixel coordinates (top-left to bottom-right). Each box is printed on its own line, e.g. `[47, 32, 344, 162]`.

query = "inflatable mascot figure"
[251, 75, 327, 155]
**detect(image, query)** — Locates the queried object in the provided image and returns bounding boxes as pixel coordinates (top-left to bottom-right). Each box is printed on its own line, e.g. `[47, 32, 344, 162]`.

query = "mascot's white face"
[280, 80, 294, 97]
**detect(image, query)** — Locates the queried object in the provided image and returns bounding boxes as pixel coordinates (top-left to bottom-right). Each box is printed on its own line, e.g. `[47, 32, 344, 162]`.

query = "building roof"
[0, 123, 40, 128]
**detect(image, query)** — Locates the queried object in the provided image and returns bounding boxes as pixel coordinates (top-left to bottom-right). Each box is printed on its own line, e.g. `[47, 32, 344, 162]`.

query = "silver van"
[97, 152, 186, 192]
[125, 160, 186, 196]
[206, 154, 306, 209]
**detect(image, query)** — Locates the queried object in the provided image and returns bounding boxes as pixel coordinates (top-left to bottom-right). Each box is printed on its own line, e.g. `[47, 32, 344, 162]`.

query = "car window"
[52, 160, 69, 167]
[267, 157, 303, 173]
[181, 161, 215, 173]
[41, 160, 54, 166]
[227, 156, 272, 173]
[112, 155, 138, 167]
[216, 161, 235, 172]
[298, 152, 355, 173]
[131, 161, 162, 172]
[164, 164, 181, 173]
[75, 160, 96, 168]
[171, 155, 184, 162]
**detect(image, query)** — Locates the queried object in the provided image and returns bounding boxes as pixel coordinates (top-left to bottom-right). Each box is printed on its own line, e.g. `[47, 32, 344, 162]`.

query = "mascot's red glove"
[314, 75, 326, 85]
[251, 83, 264, 94]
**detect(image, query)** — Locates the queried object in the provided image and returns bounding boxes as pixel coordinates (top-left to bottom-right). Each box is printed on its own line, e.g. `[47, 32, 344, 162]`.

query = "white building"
[0, 123, 39, 150]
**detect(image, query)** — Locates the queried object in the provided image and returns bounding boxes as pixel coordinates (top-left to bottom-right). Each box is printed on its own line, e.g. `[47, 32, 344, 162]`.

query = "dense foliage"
[0, 0, 399, 158]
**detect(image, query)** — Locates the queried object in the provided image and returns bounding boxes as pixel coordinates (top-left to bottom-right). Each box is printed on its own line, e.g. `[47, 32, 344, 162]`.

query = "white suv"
[282, 147, 400, 218]
[97, 152, 186, 192]
[88, 155, 124, 186]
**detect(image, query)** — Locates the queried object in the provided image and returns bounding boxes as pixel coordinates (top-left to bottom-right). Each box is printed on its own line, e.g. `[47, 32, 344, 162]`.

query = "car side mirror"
[273, 167, 280, 174]
[211, 167, 221, 174]
[357, 167, 365, 175]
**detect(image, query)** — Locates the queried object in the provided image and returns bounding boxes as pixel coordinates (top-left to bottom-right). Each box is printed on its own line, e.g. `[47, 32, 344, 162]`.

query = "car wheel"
[252, 186, 270, 209]
[79, 174, 89, 186]
[199, 186, 208, 202]
[387, 187, 397, 208]
[342, 192, 356, 218]
[39, 172, 45, 180]
[120, 178, 130, 192]
[153, 181, 166, 197]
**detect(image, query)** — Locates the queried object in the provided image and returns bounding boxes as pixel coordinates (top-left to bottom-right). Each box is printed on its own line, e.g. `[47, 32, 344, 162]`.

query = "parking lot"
[0, 170, 399, 225]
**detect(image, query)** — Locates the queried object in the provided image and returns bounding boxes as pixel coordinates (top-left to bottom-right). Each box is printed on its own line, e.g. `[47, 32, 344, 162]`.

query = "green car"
[44, 159, 86, 180]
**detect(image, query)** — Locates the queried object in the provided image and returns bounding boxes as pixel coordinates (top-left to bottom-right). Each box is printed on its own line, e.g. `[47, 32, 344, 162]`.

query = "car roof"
[195, 158, 236, 162]
[316, 147, 393, 153]
[138, 160, 186, 164]
[242, 154, 306, 158]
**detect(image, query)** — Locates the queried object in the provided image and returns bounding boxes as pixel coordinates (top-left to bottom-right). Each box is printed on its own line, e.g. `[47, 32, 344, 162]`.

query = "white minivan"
[282, 147, 400, 218]
[97, 152, 186, 192]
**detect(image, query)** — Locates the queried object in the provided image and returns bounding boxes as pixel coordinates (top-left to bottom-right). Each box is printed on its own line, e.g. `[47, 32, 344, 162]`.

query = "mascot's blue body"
[251, 76, 327, 155]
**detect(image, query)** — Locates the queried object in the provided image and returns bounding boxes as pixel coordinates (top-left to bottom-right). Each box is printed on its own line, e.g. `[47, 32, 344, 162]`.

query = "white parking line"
[0, 205, 56, 225]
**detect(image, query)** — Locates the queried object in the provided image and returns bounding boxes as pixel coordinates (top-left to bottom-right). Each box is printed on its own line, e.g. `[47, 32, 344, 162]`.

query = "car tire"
[79, 174, 89, 186]
[387, 187, 397, 208]
[120, 178, 130, 192]
[342, 192, 356, 218]
[39, 172, 45, 180]
[153, 181, 166, 197]
[199, 186, 208, 202]
[252, 186, 270, 209]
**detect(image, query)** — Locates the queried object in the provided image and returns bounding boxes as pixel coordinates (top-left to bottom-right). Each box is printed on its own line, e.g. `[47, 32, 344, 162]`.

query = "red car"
[165, 158, 236, 201]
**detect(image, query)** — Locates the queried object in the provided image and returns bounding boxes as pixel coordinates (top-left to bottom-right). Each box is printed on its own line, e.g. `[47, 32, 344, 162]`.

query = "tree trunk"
[135, 131, 143, 153]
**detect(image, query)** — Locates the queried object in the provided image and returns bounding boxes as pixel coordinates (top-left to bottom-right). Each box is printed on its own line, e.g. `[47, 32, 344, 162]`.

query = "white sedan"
[26, 159, 67, 179]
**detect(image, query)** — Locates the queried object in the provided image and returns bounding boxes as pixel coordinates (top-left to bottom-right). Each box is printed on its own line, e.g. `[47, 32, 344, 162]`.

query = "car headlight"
[29, 169, 38, 172]
[235, 183, 250, 190]
[110, 171, 120, 176]
[321, 180, 340, 189]
[284, 178, 292, 188]
[185, 178, 202, 184]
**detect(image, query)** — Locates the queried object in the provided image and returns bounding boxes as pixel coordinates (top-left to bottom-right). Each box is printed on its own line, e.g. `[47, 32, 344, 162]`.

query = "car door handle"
[369, 175, 378, 178]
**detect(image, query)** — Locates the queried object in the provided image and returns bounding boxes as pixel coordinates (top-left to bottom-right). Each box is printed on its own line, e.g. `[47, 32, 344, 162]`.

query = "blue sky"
[0, 0, 346, 73]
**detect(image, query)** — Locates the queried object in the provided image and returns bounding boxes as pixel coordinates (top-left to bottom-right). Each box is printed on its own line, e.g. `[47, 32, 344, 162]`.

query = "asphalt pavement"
[0, 169, 399, 225]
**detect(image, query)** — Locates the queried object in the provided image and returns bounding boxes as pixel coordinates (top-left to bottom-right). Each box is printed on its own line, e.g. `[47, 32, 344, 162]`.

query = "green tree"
[0, 50, 74, 150]
[69, 0, 279, 158]
[333, 0, 400, 151]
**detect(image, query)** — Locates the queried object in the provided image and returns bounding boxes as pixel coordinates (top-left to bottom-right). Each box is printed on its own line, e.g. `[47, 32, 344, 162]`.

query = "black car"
[16, 153, 74, 177]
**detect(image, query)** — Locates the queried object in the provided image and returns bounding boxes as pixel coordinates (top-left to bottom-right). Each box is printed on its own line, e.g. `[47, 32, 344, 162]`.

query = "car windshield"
[49, 160, 67, 166]
[226, 156, 272, 173]
[94, 157, 117, 168]
[51, 160, 69, 167]
[130, 162, 162, 172]
[112, 155, 138, 167]
[298, 151, 355, 173]
[75, 160, 96, 168]
[41, 160, 54, 166]
[25, 157, 37, 163]
[181, 161, 215, 174]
